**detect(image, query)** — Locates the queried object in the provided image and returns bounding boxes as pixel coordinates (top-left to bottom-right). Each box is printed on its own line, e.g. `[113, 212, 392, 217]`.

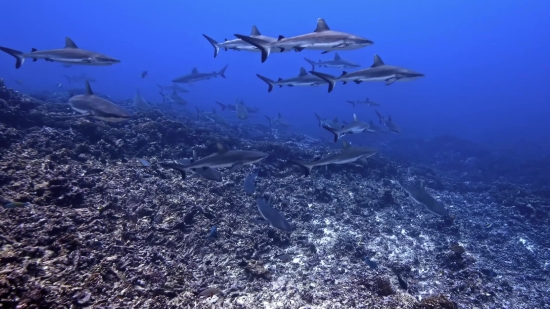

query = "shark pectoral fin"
[354, 80, 362, 84]
[227, 163, 242, 174]
[358, 157, 369, 165]
[342, 81, 347, 85]
[321, 51, 330, 54]
[294, 47, 305, 52]
[385, 77, 397, 85]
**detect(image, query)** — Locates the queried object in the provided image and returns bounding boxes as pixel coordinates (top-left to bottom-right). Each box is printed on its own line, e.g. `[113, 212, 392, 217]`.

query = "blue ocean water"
[1, 0, 549, 152]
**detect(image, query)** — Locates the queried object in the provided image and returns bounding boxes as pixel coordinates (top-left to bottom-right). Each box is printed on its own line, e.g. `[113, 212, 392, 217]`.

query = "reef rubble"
[0, 81, 549, 308]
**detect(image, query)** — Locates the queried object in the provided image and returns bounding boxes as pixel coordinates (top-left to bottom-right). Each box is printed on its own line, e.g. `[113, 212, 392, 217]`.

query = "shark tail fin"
[218, 64, 228, 78]
[289, 160, 313, 177]
[234, 34, 271, 63]
[256, 74, 276, 93]
[159, 91, 165, 103]
[346, 100, 356, 108]
[322, 125, 340, 143]
[195, 106, 201, 119]
[375, 110, 383, 124]
[309, 71, 336, 93]
[264, 115, 272, 126]
[215, 101, 226, 111]
[304, 58, 317, 71]
[202, 34, 220, 58]
[0, 46, 25, 69]
[314, 113, 322, 126]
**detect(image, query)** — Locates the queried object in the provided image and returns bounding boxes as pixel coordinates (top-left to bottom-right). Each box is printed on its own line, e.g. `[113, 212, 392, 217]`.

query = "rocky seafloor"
[1, 79, 549, 309]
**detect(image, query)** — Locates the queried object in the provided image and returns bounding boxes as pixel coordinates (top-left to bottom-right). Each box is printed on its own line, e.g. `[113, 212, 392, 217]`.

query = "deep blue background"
[1, 0, 549, 152]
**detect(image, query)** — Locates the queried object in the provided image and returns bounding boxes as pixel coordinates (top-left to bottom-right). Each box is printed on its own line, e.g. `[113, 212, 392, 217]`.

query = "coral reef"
[0, 84, 549, 308]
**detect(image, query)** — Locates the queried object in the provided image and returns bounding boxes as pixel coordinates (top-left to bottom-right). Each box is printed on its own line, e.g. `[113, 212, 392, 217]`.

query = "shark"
[310, 54, 425, 93]
[304, 52, 360, 71]
[159, 90, 187, 105]
[367, 120, 389, 133]
[234, 18, 374, 63]
[216, 101, 259, 113]
[236, 100, 249, 120]
[375, 110, 401, 133]
[66, 81, 131, 122]
[346, 97, 381, 108]
[157, 83, 189, 93]
[174, 143, 268, 179]
[265, 112, 290, 127]
[399, 180, 449, 216]
[0, 37, 120, 69]
[290, 141, 377, 176]
[202, 25, 291, 58]
[161, 150, 223, 182]
[134, 90, 152, 111]
[322, 113, 370, 142]
[255, 196, 292, 232]
[314, 113, 342, 130]
[256, 67, 326, 92]
[196, 107, 217, 122]
[172, 65, 228, 84]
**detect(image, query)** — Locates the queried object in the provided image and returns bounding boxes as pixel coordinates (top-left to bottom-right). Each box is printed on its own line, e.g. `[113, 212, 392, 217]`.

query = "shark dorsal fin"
[365, 97, 370, 102]
[216, 143, 228, 153]
[251, 25, 261, 36]
[192, 150, 198, 161]
[353, 113, 358, 121]
[65, 37, 78, 48]
[85, 81, 93, 95]
[342, 141, 351, 149]
[224, 38, 228, 41]
[277, 77, 283, 81]
[371, 54, 385, 67]
[313, 156, 322, 162]
[298, 67, 308, 76]
[277, 35, 285, 41]
[340, 71, 348, 77]
[333, 117, 339, 122]
[334, 53, 341, 60]
[191, 67, 198, 74]
[314, 18, 330, 32]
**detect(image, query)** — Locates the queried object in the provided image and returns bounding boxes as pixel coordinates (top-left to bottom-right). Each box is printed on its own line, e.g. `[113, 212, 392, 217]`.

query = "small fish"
[198, 287, 221, 297]
[141, 71, 148, 78]
[137, 158, 151, 167]
[56, 83, 63, 88]
[207, 226, 218, 239]
[365, 257, 378, 269]
[3, 201, 30, 209]
[485, 223, 493, 228]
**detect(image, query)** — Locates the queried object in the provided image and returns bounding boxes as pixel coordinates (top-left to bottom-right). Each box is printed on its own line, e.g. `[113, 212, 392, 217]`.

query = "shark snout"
[355, 38, 374, 46]
[96, 56, 121, 64]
